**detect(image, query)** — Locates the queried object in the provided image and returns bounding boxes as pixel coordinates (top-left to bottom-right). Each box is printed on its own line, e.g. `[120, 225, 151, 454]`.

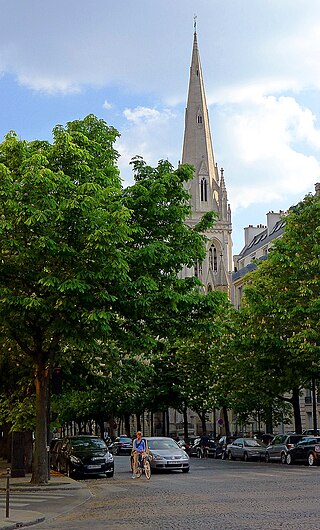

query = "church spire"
[180, 28, 232, 296]
[182, 29, 218, 215]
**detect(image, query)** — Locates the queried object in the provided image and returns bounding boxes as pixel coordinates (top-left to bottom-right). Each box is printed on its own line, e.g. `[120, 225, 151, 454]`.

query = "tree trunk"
[292, 387, 302, 434]
[24, 431, 33, 473]
[124, 413, 131, 437]
[222, 406, 230, 436]
[201, 412, 206, 433]
[31, 356, 50, 484]
[265, 406, 273, 434]
[136, 413, 141, 433]
[162, 411, 166, 436]
[183, 406, 189, 440]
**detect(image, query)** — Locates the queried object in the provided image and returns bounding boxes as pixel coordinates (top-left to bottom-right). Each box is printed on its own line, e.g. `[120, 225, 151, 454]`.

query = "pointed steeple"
[180, 28, 233, 296]
[182, 31, 219, 214]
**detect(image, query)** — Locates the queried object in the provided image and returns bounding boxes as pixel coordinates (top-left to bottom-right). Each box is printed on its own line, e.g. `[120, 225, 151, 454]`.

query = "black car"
[265, 434, 304, 464]
[286, 437, 320, 466]
[109, 435, 133, 455]
[56, 435, 114, 477]
[181, 437, 198, 456]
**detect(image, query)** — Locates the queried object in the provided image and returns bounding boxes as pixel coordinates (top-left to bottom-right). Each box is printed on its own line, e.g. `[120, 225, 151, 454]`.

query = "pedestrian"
[200, 431, 209, 458]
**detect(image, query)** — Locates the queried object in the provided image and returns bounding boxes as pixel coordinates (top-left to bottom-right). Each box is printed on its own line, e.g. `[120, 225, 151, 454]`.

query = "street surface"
[36, 455, 320, 529]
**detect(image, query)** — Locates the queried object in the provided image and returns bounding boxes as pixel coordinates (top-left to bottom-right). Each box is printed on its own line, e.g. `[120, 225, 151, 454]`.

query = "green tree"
[0, 115, 131, 483]
[238, 191, 320, 433]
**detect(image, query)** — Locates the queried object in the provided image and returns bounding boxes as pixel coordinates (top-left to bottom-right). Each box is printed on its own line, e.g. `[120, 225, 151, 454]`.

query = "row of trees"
[0, 114, 319, 484]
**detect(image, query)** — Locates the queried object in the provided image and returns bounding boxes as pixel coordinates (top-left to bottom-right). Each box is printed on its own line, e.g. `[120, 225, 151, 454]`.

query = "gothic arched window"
[200, 178, 208, 202]
[209, 244, 218, 272]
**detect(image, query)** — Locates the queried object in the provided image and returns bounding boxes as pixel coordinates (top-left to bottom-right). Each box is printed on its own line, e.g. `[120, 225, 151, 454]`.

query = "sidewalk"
[0, 462, 90, 529]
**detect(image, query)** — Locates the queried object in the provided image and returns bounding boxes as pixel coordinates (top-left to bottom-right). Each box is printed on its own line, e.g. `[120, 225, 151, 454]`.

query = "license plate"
[87, 464, 102, 469]
[167, 460, 180, 465]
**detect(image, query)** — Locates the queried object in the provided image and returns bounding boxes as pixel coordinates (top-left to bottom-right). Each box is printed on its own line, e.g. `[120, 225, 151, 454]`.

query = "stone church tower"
[180, 30, 232, 294]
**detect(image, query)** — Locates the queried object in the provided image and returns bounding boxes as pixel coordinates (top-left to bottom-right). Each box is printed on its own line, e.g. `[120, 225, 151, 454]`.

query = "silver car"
[226, 437, 266, 461]
[145, 437, 190, 473]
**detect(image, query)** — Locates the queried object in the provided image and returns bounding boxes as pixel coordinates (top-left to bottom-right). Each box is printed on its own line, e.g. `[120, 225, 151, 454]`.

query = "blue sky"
[1, 1, 320, 254]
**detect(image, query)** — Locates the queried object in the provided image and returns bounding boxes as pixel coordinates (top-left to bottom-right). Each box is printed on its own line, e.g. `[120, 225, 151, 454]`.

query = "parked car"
[217, 436, 237, 459]
[260, 433, 274, 446]
[286, 437, 320, 466]
[188, 437, 217, 458]
[265, 434, 305, 464]
[176, 436, 199, 456]
[56, 435, 114, 477]
[109, 435, 133, 455]
[49, 438, 62, 470]
[226, 437, 266, 461]
[188, 437, 201, 457]
[302, 429, 320, 436]
[145, 437, 190, 473]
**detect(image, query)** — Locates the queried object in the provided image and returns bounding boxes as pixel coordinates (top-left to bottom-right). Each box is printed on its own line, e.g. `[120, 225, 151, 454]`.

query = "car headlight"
[70, 455, 82, 465]
[105, 452, 114, 463]
[151, 453, 163, 461]
[182, 451, 189, 458]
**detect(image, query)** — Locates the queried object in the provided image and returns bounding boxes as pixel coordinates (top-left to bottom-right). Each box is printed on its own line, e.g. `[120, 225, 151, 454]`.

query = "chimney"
[266, 211, 283, 235]
[244, 224, 265, 247]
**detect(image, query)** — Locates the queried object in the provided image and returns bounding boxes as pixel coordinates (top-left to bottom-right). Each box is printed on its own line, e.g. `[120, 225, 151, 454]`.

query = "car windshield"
[148, 439, 179, 450]
[244, 439, 264, 447]
[70, 438, 106, 449]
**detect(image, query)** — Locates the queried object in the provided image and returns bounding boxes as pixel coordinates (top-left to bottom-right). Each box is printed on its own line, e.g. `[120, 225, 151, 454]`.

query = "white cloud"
[102, 99, 113, 110]
[217, 95, 320, 210]
[117, 106, 182, 186]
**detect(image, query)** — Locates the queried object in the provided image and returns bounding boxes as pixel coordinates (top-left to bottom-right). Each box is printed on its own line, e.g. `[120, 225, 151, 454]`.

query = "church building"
[179, 29, 233, 295]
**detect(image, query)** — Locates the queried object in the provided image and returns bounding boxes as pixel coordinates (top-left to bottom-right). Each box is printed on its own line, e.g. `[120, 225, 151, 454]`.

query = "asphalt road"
[36, 455, 320, 530]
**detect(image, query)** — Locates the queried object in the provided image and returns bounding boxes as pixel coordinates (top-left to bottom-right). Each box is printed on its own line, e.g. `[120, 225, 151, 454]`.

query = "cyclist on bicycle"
[132, 431, 146, 479]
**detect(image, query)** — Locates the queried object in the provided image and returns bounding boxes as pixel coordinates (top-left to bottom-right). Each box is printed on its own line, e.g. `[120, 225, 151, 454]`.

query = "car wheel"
[308, 452, 316, 466]
[286, 453, 292, 465]
[243, 452, 249, 462]
[182, 467, 190, 473]
[280, 452, 287, 464]
[228, 451, 233, 461]
[265, 452, 270, 463]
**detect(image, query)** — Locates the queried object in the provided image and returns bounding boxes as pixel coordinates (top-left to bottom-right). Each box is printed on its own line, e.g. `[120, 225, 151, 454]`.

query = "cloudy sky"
[1, 1, 320, 253]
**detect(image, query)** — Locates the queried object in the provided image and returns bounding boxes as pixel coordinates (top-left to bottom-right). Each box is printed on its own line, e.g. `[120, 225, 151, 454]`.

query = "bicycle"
[135, 452, 151, 480]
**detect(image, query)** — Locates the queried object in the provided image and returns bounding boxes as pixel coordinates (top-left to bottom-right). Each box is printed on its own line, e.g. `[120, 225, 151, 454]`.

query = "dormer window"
[200, 177, 208, 202]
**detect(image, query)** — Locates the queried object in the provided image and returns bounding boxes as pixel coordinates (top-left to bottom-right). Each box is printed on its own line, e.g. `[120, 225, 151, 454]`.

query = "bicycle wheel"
[144, 460, 151, 480]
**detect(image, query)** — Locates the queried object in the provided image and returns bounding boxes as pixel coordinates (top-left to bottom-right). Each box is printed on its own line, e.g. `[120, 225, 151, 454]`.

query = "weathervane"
[193, 14, 197, 33]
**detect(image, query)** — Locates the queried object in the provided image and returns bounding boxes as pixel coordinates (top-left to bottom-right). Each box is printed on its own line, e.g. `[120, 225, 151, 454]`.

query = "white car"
[145, 437, 190, 473]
